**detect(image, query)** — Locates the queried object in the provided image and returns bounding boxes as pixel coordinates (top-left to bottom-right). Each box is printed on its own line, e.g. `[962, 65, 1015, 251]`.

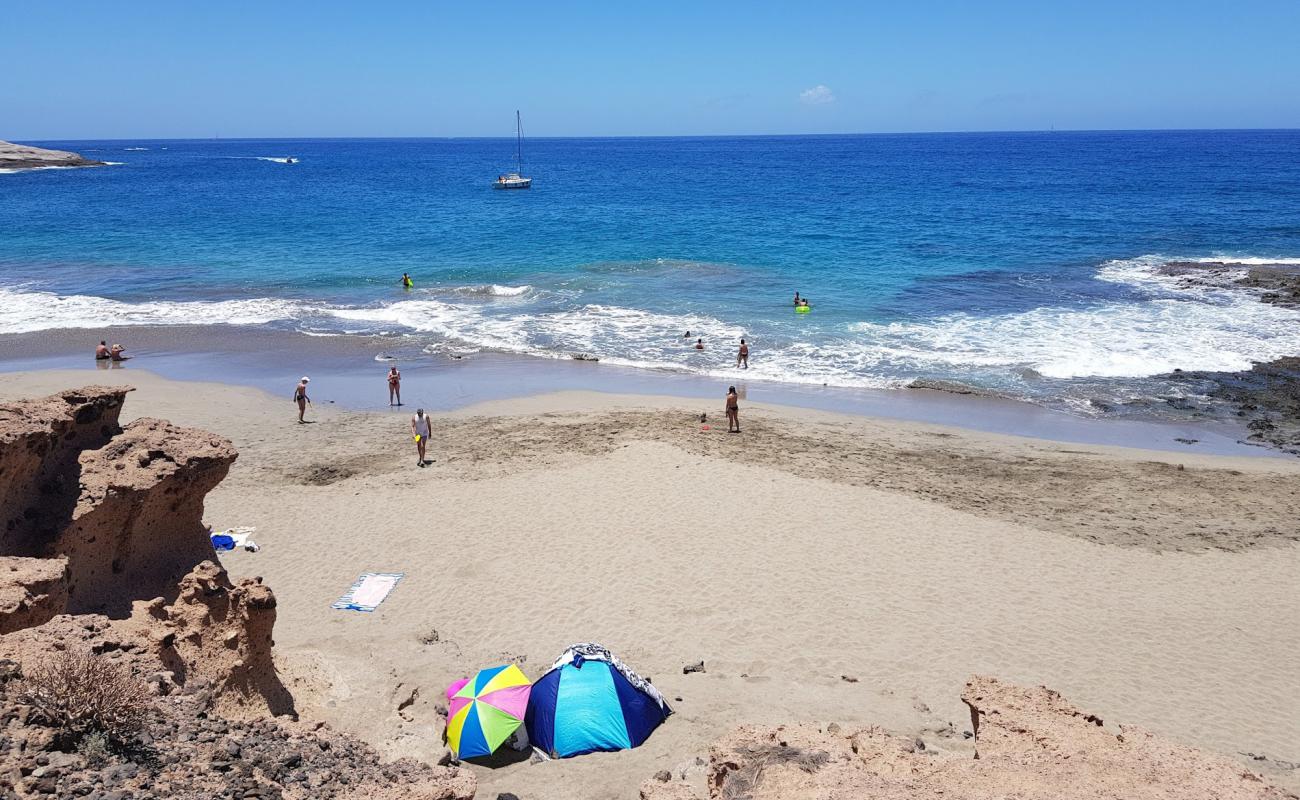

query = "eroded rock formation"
[56, 417, 238, 615]
[0, 387, 476, 798]
[0, 386, 129, 552]
[0, 557, 68, 635]
[642, 676, 1294, 800]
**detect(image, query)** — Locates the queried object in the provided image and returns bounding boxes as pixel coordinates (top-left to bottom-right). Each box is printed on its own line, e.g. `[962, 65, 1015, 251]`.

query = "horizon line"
[14, 126, 1300, 143]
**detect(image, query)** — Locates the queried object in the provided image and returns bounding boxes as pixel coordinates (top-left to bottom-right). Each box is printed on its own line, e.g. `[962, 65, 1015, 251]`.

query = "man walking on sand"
[294, 376, 312, 423]
[411, 408, 432, 467]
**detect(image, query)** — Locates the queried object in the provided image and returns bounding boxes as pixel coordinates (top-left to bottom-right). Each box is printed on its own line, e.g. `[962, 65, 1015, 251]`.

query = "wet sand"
[0, 324, 1273, 457]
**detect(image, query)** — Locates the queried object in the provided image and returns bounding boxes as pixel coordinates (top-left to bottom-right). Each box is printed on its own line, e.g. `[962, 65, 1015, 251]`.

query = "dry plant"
[19, 648, 152, 745]
[717, 743, 831, 800]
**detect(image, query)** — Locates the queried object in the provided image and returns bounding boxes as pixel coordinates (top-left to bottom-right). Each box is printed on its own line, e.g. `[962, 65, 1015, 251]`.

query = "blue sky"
[4, 0, 1298, 139]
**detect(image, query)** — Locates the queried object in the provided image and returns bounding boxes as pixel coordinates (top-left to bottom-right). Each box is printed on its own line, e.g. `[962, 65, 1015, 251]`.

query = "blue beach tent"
[524, 643, 672, 758]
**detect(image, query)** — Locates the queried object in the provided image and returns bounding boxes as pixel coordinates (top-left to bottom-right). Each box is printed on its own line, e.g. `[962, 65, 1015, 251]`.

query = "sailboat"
[493, 110, 532, 189]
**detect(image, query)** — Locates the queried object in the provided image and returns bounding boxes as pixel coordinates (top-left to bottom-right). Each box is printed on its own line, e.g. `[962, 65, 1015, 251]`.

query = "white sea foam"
[0, 166, 78, 175]
[222, 156, 296, 164]
[1, 255, 1295, 390]
[447, 284, 533, 297]
[0, 288, 308, 335]
[845, 255, 1300, 380]
[124, 147, 148, 151]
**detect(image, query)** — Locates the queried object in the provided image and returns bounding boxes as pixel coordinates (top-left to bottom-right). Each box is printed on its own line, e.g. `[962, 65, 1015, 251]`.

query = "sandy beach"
[1, 367, 1296, 798]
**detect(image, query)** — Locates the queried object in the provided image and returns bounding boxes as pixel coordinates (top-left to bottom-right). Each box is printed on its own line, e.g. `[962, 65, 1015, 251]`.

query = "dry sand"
[2, 369, 1297, 798]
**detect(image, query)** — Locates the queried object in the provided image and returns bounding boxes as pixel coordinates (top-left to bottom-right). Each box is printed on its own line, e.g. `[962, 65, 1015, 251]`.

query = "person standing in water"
[725, 386, 740, 433]
[793, 291, 801, 307]
[402, 273, 414, 290]
[737, 339, 749, 369]
[411, 408, 432, 467]
[387, 366, 402, 406]
[294, 376, 311, 423]
[695, 338, 705, 350]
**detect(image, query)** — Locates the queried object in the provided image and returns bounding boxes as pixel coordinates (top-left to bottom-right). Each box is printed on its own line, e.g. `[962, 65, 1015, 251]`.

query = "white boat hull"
[494, 176, 532, 189]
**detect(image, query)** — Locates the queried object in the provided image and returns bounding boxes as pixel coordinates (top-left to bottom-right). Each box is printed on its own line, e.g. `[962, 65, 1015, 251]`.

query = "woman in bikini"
[387, 366, 402, 406]
[726, 386, 740, 433]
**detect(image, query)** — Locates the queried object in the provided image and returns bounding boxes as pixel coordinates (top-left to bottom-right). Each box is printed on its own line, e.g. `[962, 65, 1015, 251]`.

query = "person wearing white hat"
[294, 376, 312, 423]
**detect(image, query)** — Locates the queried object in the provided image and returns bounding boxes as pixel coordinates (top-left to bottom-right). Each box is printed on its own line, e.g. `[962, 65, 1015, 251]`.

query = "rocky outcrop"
[0, 140, 107, 171]
[643, 676, 1294, 800]
[55, 417, 237, 615]
[137, 560, 290, 719]
[0, 556, 68, 635]
[0, 386, 477, 798]
[1170, 356, 1300, 456]
[0, 386, 130, 553]
[0, 661, 477, 800]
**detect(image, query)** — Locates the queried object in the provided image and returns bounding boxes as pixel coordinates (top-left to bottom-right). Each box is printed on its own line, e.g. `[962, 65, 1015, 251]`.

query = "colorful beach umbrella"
[445, 664, 532, 759]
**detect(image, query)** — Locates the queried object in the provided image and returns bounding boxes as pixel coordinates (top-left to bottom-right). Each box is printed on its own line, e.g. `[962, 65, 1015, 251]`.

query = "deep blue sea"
[3, 131, 1299, 411]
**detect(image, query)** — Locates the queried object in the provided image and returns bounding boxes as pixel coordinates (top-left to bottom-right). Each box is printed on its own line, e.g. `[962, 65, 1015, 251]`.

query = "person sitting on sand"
[294, 376, 311, 423]
[411, 408, 432, 467]
[737, 338, 749, 369]
[388, 366, 402, 406]
[95, 341, 110, 360]
[695, 338, 704, 351]
[726, 386, 740, 433]
[109, 343, 130, 362]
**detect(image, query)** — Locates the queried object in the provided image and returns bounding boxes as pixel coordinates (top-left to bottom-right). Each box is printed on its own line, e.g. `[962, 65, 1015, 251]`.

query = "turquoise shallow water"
[2, 131, 1299, 409]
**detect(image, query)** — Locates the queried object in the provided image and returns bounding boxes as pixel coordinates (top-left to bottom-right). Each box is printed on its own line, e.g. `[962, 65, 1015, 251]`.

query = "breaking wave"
[1, 256, 1296, 392]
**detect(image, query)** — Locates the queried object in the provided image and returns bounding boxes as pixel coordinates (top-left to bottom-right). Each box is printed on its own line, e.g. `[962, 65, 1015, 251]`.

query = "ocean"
[2, 131, 1299, 416]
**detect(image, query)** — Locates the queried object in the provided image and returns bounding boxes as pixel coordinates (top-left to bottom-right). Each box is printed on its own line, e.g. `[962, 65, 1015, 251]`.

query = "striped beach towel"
[332, 572, 404, 612]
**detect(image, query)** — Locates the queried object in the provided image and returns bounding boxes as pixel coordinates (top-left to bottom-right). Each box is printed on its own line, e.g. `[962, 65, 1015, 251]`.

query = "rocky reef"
[0, 141, 107, 171]
[642, 676, 1294, 799]
[0, 387, 475, 799]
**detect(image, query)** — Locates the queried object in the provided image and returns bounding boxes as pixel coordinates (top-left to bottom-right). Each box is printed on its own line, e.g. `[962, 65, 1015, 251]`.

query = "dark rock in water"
[683, 660, 705, 675]
[1168, 356, 1300, 456]
[1159, 260, 1300, 310]
[907, 379, 999, 397]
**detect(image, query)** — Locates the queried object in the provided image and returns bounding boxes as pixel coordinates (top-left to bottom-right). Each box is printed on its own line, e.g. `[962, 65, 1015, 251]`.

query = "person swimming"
[402, 272, 414, 289]
[695, 338, 705, 350]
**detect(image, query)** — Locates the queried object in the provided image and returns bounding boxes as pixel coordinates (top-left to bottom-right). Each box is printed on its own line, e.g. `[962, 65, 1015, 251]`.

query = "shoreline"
[1, 370, 1297, 798]
[0, 323, 1280, 458]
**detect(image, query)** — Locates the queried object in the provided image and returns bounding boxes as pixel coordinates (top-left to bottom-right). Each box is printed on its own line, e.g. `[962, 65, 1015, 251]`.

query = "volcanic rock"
[0, 556, 68, 635]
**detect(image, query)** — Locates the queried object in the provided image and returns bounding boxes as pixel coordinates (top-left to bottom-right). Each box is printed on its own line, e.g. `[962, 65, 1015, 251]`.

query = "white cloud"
[799, 85, 835, 106]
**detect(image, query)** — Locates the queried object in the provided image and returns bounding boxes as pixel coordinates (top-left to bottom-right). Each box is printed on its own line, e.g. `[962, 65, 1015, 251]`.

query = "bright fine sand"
[3, 369, 1299, 798]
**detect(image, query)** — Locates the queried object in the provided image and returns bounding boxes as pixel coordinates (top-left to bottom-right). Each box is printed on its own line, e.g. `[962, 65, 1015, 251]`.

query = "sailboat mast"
[515, 109, 523, 173]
